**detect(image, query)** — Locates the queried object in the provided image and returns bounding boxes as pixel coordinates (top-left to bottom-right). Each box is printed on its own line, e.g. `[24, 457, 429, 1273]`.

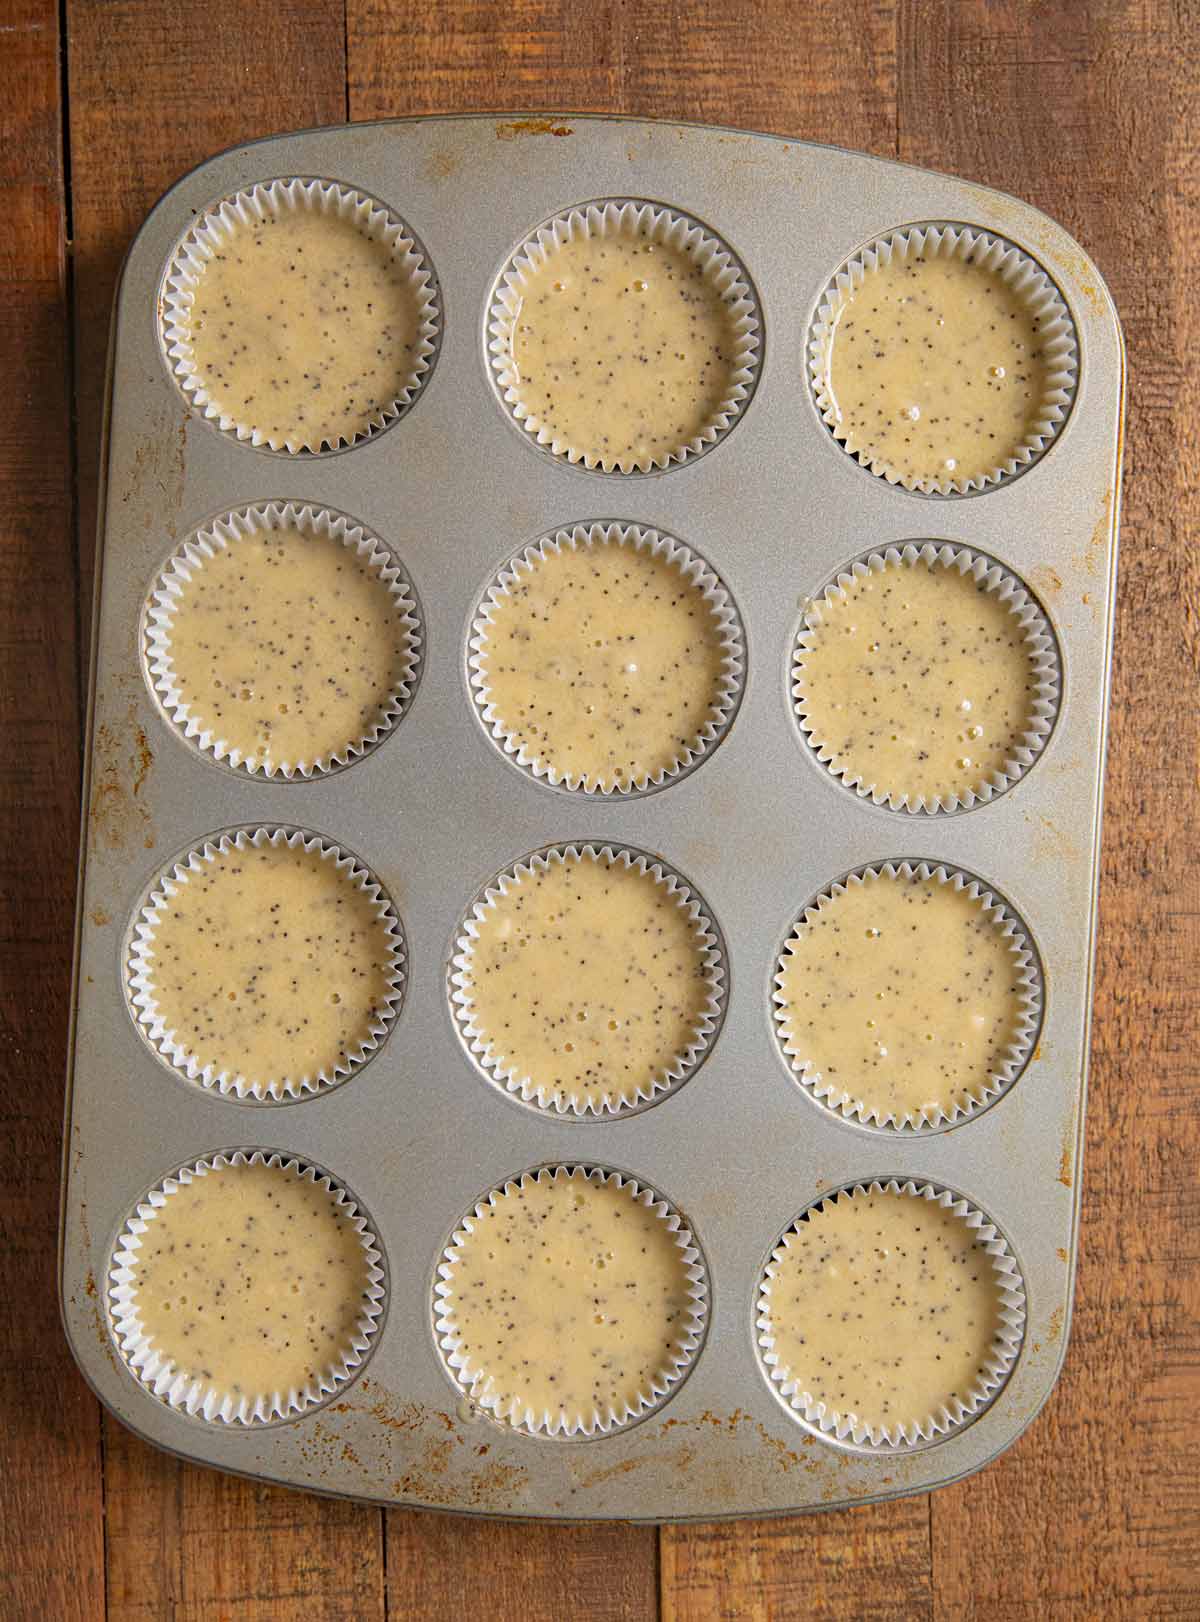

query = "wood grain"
[386, 1511, 660, 1620]
[898, 2, 1200, 1617]
[661, 1498, 932, 1622]
[66, 0, 348, 665]
[348, 0, 897, 153]
[0, 3, 104, 1619]
[103, 1418, 385, 1621]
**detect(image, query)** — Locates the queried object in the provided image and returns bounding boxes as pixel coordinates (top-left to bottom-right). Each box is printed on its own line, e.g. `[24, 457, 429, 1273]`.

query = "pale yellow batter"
[163, 525, 416, 773]
[796, 560, 1037, 804]
[132, 1161, 371, 1404]
[508, 227, 741, 470]
[459, 850, 712, 1113]
[776, 869, 1025, 1125]
[763, 1189, 1004, 1433]
[477, 538, 729, 790]
[145, 840, 396, 1092]
[185, 203, 424, 449]
[821, 250, 1051, 486]
[440, 1169, 695, 1429]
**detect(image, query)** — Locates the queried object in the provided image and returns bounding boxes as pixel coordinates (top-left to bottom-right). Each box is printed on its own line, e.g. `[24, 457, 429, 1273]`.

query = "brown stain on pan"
[573, 1441, 698, 1491]
[1031, 564, 1063, 598]
[1030, 812, 1080, 866]
[124, 416, 189, 540]
[655, 1410, 813, 1484]
[422, 1439, 455, 1475]
[1058, 1143, 1073, 1187]
[427, 149, 460, 181]
[89, 700, 155, 853]
[1020, 226, 1107, 320]
[496, 119, 573, 140]
[322, 1383, 531, 1508]
[86, 1287, 121, 1373]
[1057, 1246, 1069, 1262]
[329, 1392, 424, 1434]
[1076, 488, 1114, 578]
[391, 1460, 529, 1508]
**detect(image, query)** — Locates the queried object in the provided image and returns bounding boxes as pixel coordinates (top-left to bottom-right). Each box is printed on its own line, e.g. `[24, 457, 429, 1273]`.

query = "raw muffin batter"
[775, 869, 1025, 1124]
[477, 538, 728, 790]
[132, 1160, 370, 1404]
[459, 850, 712, 1113]
[440, 1169, 695, 1429]
[145, 840, 395, 1091]
[763, 1188, 1004, 1433]
[508, 225, 741, 470]
[796, 559, 1037, 804]
[164, 524, 415, 773]
[185, 202, 424, 449]
[821, 249, 1051, 485]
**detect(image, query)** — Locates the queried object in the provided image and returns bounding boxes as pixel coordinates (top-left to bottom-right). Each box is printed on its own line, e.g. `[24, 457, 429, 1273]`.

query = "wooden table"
[4, 2, 1197, 1616]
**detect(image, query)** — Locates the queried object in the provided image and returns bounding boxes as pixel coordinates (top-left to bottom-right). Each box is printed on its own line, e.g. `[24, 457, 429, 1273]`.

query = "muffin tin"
[60, 114, 1123, 1520]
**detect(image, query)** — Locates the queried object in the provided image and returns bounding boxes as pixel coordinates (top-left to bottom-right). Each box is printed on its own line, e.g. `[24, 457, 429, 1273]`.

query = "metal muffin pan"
[60, 114, 1123, 1521]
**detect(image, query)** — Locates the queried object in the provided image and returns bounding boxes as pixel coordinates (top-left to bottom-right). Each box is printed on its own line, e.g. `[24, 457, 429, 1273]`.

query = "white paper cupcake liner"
[449, 842, 726, 1118]
[126, 826, 405, 1101]
[487, 198, 761, 473]
[809, 221, 1078, 495]
[772, 860, 1044, 1132]
[468, 521, 745, 796]
[793, 541, 1062, 814]
[109, 1150, 387, 1425]
[161, 177, 441, 453]
[434, 1164, 708, 1437]
[143, 501, 423, 780]
[757, 1178, 1026, 1451]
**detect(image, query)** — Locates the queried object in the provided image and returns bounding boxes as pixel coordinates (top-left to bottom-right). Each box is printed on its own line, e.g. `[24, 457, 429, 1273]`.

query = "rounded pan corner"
[933, 172, 1124, 352]
[108, 119, 374, 324]
[928, 1330, 1077, 1504]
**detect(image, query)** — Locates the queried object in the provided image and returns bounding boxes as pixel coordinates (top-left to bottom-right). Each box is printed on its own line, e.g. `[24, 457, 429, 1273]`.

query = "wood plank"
[348, 6, 934, 1620]
[661, 1498, 931, 1622]
[0, 2, 105, 1619]
[104, 1418, 385, 1622]
[66, 0, 349, 667]
[898, 2, 1200, 1617]
[385, 1512, 660, 1622]
[348, 0, 896, 151]
[60, 5, 383, 1619]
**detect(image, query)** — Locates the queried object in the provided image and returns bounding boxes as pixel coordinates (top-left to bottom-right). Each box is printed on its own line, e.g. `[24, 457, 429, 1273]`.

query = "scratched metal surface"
[59, 114, 1123, 1521]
